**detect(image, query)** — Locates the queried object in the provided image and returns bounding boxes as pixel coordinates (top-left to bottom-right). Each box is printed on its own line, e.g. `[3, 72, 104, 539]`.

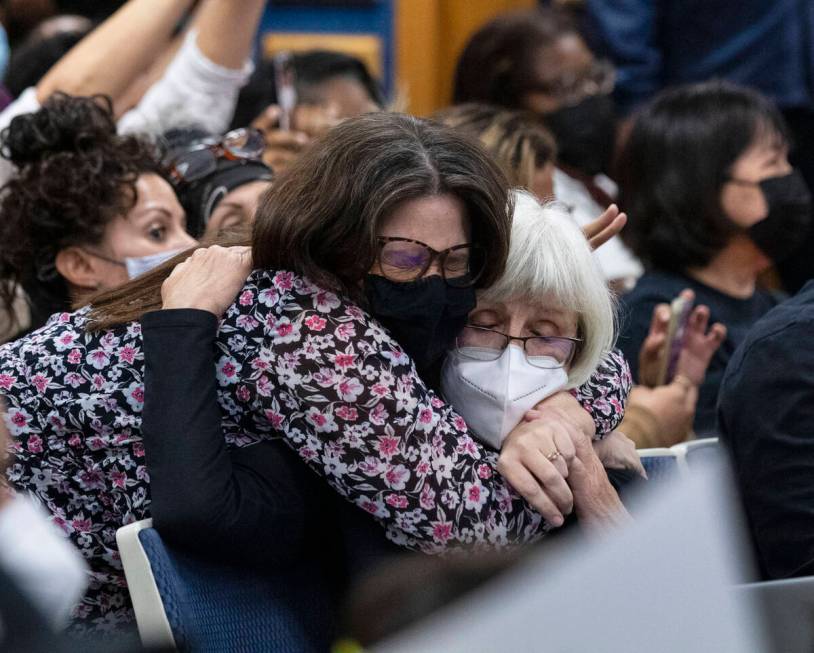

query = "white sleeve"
[0, 87, 42, 187]
[118, 30, 254, 138]
[0, 495, 88, 628]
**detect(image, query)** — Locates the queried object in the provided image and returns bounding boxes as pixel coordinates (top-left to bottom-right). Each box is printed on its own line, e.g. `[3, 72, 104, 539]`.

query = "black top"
[140, 309, 398, 583]
[619, 271, 780, 435]
[718, 280, 814, 580]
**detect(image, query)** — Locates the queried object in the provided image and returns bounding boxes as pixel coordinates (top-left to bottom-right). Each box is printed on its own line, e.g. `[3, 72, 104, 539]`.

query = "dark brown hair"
[452, 8, 576, 109]
[618, 80, 789, 272]
[88, 112, 511, 329]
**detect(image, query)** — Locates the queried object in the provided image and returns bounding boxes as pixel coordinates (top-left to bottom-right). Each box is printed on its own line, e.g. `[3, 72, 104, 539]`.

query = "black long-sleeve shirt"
[140, 309, 398, 579]
[719, 280, 814, 580]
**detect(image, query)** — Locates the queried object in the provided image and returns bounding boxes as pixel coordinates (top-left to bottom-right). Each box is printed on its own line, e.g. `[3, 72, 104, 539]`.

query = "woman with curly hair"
[0, 112, 630, 633]
[0, 93, 196, 341]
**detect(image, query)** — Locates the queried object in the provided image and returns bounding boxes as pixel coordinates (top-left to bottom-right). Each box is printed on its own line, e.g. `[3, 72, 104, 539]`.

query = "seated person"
[452, 7, 643, 289]
[718, 280, 814, 580]
[434, 103, 725, 448]
[141, 190, 636, 578]
[163, 126, 273, 239]
[0, 94, 196, 338]
[617, 81, 806, 435]
[0, 114, 631, 631]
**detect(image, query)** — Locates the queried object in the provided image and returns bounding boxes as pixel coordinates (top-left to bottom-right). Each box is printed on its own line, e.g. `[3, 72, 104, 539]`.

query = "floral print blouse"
[0, 269, 631, 631]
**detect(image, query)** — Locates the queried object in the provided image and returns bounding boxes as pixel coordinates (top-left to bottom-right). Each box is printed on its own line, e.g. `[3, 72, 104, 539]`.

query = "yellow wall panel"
[264, 33, 383, 79]
[396, 0, 535, 116]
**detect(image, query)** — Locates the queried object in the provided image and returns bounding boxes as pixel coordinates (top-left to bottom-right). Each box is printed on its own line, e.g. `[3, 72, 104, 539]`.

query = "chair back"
[117, 519, 334, 652]
[637, 448, 681, 482]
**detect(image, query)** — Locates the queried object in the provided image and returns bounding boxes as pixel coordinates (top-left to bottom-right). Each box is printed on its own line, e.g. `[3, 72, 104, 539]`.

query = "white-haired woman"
[442, 190, 630, 527]
[138, 189, 631, 577]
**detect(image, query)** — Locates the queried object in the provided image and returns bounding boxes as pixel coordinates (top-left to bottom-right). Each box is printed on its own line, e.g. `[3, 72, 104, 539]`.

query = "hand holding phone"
[273, 51, 297, 131]
[654, 294, 694, 386]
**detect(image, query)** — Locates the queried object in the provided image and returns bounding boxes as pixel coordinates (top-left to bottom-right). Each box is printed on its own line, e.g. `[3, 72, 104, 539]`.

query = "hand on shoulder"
[161, 245, 252, 317]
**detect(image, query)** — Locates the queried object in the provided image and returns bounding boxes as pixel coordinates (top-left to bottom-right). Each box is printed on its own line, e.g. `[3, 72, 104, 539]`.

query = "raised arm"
[193, 0, 266, 71]
[36, 0, 194, 105]
[117, 0, 266, 136]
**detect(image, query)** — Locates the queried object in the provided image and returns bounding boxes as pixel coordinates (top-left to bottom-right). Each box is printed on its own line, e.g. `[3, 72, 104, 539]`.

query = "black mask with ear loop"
[745, 169, 812, 263]
[364, 275, 476, 375]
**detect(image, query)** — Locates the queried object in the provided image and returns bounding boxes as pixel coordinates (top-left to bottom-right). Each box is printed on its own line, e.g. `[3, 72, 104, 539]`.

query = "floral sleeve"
[573, 349, 632, 439]
[220, 272, 553, 553]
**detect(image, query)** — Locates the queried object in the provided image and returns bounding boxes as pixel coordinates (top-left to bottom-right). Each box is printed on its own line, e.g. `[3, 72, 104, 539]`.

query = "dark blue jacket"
[586, 0, 814, 114]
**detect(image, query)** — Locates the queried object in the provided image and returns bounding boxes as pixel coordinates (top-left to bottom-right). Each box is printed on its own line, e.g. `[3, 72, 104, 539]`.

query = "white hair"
[478, 189, 617, 388]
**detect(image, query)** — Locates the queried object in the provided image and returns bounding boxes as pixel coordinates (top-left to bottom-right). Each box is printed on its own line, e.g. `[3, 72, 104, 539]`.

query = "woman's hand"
[497, 414, 583, 528]
[638, 289, 726, 387]
[569, 433, 632, 533]
[161, 245, 252, 317]
[525, 391, 597, 440]
[675, 302, 727, 385]
[582, 204, 627, 251]
[626, 382, 697, 447]
[592, 430, 646, 478]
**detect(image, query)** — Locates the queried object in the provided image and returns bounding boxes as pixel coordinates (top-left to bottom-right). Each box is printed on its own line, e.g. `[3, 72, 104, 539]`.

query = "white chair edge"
[116, 518, 177, 650]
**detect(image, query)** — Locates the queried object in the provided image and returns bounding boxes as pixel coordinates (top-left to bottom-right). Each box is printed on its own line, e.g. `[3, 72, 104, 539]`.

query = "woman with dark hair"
[617, 80, 811, 434]
[0, 112, 628, 631]
[452, 7, 642, 289]
[0, 93, 195, 341]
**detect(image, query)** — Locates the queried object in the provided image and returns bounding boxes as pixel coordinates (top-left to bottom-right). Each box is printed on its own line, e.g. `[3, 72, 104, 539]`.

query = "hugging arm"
[240, 278, 629, 552]
[141, 309, 319, 568]
[572, 349, 632, 438]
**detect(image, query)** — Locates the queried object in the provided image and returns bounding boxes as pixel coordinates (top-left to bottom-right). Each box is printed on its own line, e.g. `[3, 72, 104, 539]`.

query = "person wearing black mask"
[617, 81, 811, 435]
[452, 6, 642, 290]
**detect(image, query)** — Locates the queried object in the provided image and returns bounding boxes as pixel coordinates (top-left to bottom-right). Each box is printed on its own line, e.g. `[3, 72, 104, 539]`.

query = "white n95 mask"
[441, 345, 568, 449]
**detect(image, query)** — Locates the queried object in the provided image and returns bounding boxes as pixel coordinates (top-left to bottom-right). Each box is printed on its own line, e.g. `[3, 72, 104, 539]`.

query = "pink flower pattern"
[0, 269, 629, 632]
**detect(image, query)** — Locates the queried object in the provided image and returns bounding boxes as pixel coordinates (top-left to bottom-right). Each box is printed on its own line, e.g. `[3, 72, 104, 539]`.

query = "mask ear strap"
[79, 248, 126, 268]
[724, 176, 758, 187]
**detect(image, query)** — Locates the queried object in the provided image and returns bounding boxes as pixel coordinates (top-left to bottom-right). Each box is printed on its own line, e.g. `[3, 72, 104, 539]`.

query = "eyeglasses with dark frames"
[455, 325, 581, 368]
[376, 237, 486, 288]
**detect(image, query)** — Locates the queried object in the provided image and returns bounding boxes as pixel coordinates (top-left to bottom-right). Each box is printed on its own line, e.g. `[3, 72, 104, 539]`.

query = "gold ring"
[546, 450, 561, 461]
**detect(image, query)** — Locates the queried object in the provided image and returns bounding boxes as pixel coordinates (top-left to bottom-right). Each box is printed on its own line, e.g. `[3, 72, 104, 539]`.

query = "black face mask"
[543, 93, 616, 177]
[364, 275, 476, 374]
[747, 170, 812, 263]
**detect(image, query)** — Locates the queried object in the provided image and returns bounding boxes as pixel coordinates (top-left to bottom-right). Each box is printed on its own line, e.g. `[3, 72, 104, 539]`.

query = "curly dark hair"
[0, 93, 163, 330]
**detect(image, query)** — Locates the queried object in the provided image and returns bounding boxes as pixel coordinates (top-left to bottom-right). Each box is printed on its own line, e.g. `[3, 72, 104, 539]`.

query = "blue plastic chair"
[117, 520, 333, 652]
[638, 449, 681, 482]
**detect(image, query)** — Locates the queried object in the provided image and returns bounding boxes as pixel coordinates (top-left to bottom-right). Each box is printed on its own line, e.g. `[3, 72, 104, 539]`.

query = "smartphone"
[273, 51, 297, 131]
[655, 294, 693, 386]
